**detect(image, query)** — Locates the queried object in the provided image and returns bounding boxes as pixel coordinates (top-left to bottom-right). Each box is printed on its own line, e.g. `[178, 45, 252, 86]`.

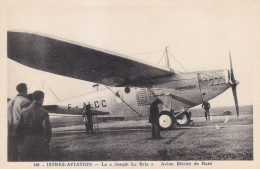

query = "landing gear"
[176, 111, 191, 126]
[159, 111, 175, 130]
[158, 111, 192, 129]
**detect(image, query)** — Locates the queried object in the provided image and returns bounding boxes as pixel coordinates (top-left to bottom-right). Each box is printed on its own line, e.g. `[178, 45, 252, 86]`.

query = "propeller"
[229, 52, 240, 117]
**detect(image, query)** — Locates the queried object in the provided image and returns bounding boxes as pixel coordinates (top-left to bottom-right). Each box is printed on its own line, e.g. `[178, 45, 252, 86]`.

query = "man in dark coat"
[149, 99, 162, 139]
[83, 103, 94, 134]
[202, 101, 211, 121]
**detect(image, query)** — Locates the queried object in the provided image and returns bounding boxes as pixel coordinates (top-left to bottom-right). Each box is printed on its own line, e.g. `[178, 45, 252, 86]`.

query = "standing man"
[16, 91, 52, 161]
[149, 98, 162, 139]
[83, 103, 94, 134]
[202, 101, 211, 121]
[8, 83, 31, 161]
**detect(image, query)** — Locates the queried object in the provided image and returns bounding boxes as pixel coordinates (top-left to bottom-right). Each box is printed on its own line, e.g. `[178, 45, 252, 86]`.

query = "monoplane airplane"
[7, 31, 240, 129]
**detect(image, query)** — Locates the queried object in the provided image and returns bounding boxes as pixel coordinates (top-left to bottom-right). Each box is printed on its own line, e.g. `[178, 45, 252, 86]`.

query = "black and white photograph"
[1, 0, 260, 168]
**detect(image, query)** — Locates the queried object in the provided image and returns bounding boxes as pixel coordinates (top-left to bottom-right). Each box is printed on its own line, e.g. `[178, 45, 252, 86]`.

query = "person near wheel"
[149, 98, 162, 139]
[202, 101, 211, 121]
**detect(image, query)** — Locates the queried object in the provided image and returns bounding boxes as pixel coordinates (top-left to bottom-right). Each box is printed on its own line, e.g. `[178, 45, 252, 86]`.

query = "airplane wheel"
[176, 111, 191, 126]
[159, 112, 174, 130]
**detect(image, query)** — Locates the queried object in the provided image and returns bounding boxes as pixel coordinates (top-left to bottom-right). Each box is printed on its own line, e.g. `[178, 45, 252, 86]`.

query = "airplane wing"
[8, 31, 174, 87]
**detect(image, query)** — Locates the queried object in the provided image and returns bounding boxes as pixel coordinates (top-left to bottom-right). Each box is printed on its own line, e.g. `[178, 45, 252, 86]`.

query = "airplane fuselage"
[48, 69, 231, 119]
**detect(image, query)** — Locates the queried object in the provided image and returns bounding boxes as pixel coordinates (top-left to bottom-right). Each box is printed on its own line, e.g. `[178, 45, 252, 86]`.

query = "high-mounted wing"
[8, 31, 173, 87]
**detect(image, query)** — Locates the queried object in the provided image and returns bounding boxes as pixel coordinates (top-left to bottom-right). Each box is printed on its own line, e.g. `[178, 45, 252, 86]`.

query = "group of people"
[8, 83, 52, 161]
[7, 83, 211, 159]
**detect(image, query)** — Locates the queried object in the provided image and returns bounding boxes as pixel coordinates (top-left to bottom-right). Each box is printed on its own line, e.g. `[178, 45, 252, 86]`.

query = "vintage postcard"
[0, 0, 260, 169]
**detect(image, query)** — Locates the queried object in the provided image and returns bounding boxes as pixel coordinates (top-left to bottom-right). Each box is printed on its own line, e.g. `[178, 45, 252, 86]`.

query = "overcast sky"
[6, 0, 259, 107]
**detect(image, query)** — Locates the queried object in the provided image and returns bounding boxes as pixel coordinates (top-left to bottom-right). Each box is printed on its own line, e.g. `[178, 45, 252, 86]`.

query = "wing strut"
[44, 82, 61, 102]
[165, 47, 170, 69]
[146, 88, 170, 109]
[157, 47, 188, 72]
[168, 51, 188, 72]
[157, 47, 172, 70]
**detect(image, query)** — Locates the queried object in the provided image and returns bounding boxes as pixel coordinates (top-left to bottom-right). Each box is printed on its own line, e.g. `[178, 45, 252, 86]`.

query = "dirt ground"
[49, 114, 253, 161]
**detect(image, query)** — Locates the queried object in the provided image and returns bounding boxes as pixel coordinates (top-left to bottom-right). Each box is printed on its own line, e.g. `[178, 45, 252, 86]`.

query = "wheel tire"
[176, 111, 191, 126]
[159, 111, 174, 130]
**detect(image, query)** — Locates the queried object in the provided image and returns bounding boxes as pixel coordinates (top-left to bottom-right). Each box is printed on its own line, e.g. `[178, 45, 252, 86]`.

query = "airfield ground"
[49, 111, 253, 161]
